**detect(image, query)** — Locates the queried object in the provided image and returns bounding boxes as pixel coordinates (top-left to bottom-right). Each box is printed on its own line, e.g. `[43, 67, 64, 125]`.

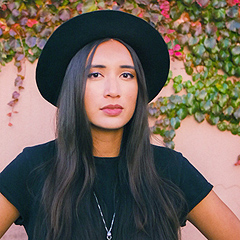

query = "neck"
[91, 126, 123, 157]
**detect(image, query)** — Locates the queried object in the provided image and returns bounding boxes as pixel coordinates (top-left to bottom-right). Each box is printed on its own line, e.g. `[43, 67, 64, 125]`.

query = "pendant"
[107, 231, 112, 240]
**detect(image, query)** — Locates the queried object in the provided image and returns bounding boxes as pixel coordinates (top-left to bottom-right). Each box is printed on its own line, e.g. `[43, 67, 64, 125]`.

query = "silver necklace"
[93, 192, 116, 240]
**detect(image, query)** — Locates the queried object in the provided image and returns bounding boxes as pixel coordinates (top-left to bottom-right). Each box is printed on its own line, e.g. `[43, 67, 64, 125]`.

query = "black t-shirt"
[0, 140, 213, 239]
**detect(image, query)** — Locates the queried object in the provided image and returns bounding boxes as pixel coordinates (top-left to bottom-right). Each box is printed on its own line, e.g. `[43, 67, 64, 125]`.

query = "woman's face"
[84, 40, 138, 131]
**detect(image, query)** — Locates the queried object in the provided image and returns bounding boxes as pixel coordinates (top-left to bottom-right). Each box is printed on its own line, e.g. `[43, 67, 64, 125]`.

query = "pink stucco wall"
[0, 60, 239, 239]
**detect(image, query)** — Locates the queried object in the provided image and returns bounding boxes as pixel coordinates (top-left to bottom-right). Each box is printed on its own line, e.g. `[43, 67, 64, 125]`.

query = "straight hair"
[34, 39, 187, 240]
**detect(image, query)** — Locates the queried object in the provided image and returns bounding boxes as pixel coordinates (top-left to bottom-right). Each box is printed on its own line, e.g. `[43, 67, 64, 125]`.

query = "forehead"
[91, 40, 134, 64]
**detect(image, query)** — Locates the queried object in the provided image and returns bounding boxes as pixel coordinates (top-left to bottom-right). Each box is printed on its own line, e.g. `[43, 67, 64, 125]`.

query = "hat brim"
[36, 10, 169, 106]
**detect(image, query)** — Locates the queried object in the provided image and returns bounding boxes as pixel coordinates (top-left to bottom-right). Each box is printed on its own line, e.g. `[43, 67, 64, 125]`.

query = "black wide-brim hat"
[36, 10, 170, 106]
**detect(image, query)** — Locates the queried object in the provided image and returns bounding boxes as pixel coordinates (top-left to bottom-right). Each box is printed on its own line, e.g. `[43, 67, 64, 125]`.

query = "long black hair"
[34, 38, 186, 239]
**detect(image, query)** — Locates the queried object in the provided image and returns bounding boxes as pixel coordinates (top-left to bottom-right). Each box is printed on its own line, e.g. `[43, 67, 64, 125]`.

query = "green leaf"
[218, 50, 230, 60]
[173, 83, 183, 93]
[184, 93, 195, 106]
[168, 70, 173, 80]
[209, 91, 218, 103]
[158, 97, 168, 106]
[188, 36, 199, 46]
[167, 102, 176, 111]
[232, 55, 240, 66]
[218, 94, 229, 107]
[183, 0, 195, 6]
[212, 0, 227, 8]
[82, 0, 98, 13]
[223, 106, 234, 116]
[160, 106, 167, 114]
[223, 61, 234, 74]
[217, 121, 227, 131]
[196, 89, 208, 101]
[164, 141, 175, 149]
[231, 99, 240, 108]
[193, 57, 202, 66]
[230, 87, 240, 100]
[173, 75, 183, 84]
[236, 67, 240, 77]
[192, 73, 200, 82]
[164, 130, 176, 141]
[194, 112, 205, 123]
[215, 82, 228, 94]
[195, 81, 205, 90]
[170, 117, 181, 129]
[212, 104, 222, 115]
[206, 114, 220, 125]
[228, 123, 239, 135]
[215, 21, 225, 29]
[233, 108, 240, 120]
[192, 44, 206, 57]
[177, 107, 188, 120]
[213, 8, 226, 21]
[170, 6, 182, 20]
[218, 38, 231, 49]
[177, 1, 186, 12]
[183, 80, 192, 89]
[226, 20, 240, 32]
[169, 95, 183, 104]
[231, 45, 240, 56]
[200, 100, 213, 113]
[203, 59, 213, 68]
[185, 66, 194, 75]
[204, 37, 217, 49]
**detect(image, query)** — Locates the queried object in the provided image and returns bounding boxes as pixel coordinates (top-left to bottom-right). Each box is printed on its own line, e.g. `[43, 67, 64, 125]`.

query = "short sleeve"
[0, 149, 32, 225]
[176, 152, 213, 212]
[152, 145, 213, 213]
[0, 141, 55, 226]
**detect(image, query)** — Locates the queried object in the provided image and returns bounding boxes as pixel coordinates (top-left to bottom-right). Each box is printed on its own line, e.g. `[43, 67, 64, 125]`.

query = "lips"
[100, 104, 123, 116]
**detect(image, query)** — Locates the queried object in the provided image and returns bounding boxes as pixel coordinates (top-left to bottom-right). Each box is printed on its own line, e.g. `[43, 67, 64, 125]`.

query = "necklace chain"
[93, 192, 116, 240]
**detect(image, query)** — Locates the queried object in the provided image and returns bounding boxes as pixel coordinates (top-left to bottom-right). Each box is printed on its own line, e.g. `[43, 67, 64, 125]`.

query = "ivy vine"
[0, 0, 239, 163]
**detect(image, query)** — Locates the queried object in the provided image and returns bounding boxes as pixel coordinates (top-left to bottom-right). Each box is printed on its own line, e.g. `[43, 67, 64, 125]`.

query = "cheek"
[84, 84, 95, 117]
[126, 86, 138, 112]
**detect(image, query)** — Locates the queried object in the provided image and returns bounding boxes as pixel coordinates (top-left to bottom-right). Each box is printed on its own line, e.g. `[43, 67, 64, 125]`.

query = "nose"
[103, 76, 121, 98]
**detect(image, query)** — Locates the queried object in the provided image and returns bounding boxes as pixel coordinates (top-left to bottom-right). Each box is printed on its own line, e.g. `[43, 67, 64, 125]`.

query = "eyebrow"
[90, 64, 135, 70]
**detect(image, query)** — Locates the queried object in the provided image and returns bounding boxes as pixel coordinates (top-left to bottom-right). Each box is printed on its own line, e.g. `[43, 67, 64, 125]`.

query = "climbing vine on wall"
[0, 0, 239, 162]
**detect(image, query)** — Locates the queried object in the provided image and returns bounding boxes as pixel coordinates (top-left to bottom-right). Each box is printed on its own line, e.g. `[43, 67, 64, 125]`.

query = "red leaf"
[1, 4, 7, 11]
[15, 75, 23, 87]
[8, 122, 13, 127]
[196, 0, 210, 7]
[12, 91, 20, 99]
[8, 100, 16, 107]
[227, 0, 240, 6]
[234, 160, 240, 166]
[59, 9, 71, 21]
[26, 19, 38, 28]
[7, 112, 12, 117]
[235, 155, 240, 166]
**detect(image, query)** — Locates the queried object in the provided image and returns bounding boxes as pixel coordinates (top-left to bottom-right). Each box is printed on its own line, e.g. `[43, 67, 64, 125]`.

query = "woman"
[0, 10, 240, 240]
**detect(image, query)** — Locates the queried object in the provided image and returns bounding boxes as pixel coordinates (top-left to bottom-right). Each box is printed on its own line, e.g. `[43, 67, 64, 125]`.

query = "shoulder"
[22, 140, 56, 164]
[1, 140, 56, 176]
[151, 144, 213, 212]
[151, 144, 185, 181]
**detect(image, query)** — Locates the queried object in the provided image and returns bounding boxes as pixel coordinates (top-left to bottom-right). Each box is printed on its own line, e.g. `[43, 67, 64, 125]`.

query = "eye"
[121, 72, 135, 79]
[87, 72, 103, 79]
